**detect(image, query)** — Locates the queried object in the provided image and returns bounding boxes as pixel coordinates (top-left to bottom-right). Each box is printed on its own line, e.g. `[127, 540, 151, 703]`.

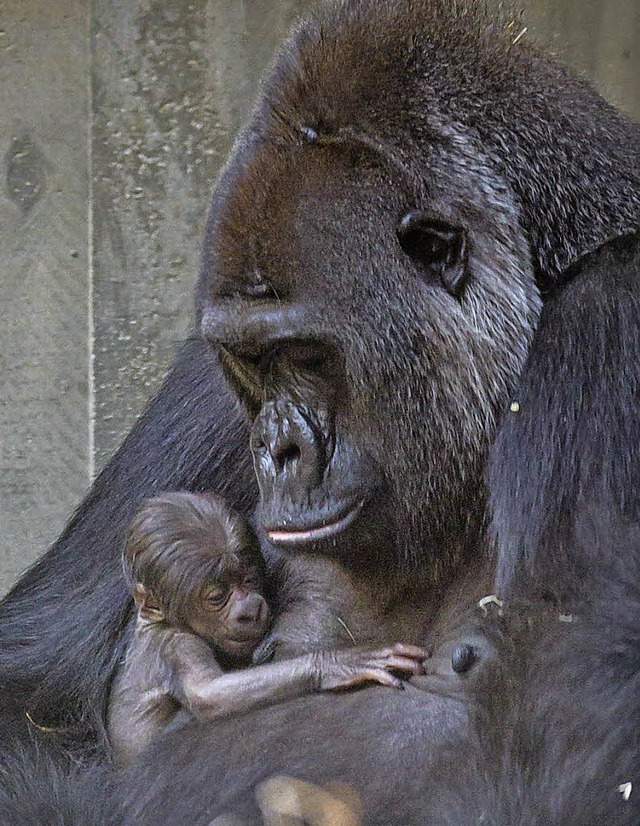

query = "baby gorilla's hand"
[252, 633, 279, 665]
[252, 633, 305, 664]
[316, 643, 429, 691]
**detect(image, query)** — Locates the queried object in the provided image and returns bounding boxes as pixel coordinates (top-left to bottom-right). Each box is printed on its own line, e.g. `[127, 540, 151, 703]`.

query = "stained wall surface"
[1, 0, 639, 595]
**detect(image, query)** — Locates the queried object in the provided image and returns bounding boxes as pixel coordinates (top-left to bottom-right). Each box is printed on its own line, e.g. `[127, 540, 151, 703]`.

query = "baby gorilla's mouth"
[224, 622, 270, 650]
[221, 635, 265, 664]
[227, 631, 264, 644]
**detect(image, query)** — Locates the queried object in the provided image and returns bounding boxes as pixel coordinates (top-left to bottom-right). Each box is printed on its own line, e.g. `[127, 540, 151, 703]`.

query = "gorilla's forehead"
[255, 0, 516, 146]
[209, 131, 524, 315]
[210, 143, 405, 314]
[236, 0, 639, 285]
[221, 139, 406, 239]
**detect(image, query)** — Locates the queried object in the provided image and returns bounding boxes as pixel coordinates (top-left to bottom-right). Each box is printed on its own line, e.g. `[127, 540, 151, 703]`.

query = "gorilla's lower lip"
[267, 500, 365, 545]
[226, 632, 265, 648]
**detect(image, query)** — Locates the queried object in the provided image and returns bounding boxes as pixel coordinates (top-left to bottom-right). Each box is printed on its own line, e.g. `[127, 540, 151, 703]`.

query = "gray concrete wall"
[1, 0, 639, 596]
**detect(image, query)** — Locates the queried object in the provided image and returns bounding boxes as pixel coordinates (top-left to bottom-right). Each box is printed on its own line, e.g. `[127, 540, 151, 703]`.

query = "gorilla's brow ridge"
[296, 123, 428, 201]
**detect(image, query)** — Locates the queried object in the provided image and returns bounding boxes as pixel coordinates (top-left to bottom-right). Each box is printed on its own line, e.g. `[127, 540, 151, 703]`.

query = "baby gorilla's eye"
[203, 585, 228, 606]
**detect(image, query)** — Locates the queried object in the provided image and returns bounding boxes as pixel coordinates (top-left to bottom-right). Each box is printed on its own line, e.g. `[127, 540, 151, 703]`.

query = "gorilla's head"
[197, 0, 638, 579]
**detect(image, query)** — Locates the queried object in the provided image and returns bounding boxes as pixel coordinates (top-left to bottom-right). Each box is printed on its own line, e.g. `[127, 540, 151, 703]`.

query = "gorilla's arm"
[490, 233, 640, 600]
[0, 337, 257, 744]
[113, 683, 472, 826]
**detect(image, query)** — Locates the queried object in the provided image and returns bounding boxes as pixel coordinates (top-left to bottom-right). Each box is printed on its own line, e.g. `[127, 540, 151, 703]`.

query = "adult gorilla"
[0, 0, 639, 822]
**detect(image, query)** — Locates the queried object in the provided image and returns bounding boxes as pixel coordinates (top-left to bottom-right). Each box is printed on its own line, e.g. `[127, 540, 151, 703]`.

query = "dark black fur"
[0, 0, 639, 821]
[420, 508, 640, 826]
[0, 743, 109, 826]
[492, 233, 640, 601]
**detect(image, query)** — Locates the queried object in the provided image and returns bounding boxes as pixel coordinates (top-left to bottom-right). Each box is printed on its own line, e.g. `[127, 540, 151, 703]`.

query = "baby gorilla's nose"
[231, 592, 269, 627]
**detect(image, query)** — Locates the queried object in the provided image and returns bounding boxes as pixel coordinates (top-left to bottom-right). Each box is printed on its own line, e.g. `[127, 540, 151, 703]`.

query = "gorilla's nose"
[232, 592, 268, 626]
[250, 398, 326, 494]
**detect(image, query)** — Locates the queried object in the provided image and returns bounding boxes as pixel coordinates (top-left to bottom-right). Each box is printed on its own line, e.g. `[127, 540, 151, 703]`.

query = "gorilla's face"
[199, 128, 540, 574]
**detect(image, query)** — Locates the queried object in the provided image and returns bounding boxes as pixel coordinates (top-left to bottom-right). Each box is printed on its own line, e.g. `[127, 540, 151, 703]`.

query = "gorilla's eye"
[218, 345, 264, 413]
[218, 281, 278, 301]
[397, 211, 468, 298]
[203, 585, 228, 607]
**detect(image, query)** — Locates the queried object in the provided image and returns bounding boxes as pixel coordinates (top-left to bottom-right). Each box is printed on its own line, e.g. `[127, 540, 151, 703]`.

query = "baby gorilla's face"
[188, 570, 271, 664]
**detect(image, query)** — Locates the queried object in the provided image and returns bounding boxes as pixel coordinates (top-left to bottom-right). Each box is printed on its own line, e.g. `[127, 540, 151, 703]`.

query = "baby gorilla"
[108, 492, 426, 765]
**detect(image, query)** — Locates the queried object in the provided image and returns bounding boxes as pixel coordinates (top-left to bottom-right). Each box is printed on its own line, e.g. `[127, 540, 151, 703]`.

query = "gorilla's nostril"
[250, 398, 327, 492]
[237, 608, 259, 624]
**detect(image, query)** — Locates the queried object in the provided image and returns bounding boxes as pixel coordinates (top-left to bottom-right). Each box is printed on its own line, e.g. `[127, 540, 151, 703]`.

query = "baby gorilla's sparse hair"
[123, 491, 265, 629]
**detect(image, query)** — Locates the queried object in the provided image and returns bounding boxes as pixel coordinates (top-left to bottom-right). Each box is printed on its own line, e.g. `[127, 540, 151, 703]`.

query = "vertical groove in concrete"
[88, 0, 96, 483]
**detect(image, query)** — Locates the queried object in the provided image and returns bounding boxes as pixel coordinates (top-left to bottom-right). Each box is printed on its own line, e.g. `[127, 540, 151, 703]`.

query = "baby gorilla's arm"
[171, 642, 428, 722]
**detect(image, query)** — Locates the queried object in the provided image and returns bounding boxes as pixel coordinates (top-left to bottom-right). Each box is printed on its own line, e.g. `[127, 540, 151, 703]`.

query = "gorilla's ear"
[489, 233, 640, 603]
[133, 583, 165, 622]
[397, 211, 468, 298]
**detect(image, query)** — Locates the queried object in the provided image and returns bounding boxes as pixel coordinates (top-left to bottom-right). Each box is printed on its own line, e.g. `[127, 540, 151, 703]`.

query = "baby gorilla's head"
[124, 492, 271, 664]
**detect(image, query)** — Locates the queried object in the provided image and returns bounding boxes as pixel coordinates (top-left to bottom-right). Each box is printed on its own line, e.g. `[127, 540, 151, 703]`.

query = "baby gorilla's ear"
[133, 583, 165, 622]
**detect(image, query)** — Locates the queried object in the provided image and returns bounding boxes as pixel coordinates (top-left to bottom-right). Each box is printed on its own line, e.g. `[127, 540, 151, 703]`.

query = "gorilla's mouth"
[223, 630, 268, 655]
[226, 631, 265, 646]
[266, 499, 365, 546]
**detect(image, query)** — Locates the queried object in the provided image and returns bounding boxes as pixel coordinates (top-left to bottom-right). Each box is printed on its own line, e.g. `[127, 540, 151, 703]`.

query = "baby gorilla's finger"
[375, 654, 426, 674]
[252, 635, 279, 665]
[362, 668, 404, 689]
[390, 643, 430, 660]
